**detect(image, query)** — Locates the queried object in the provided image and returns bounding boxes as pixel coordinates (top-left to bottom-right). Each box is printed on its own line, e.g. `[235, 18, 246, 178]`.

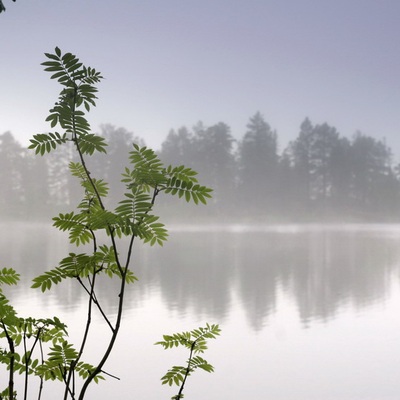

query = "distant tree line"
[1, 113, 399, 222]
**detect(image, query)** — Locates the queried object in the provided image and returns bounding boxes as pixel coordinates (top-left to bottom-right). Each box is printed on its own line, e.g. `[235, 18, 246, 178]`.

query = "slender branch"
[75, 227, 114, 331]
[79, 185, 162, 395]
[101, 369, 120, 380]
[76, 276, 114, 332]
[70, 86, 124, 280]
[23, 328, 28, 400]
[77, 267, 96, 357]
[61, 363, 75, 400]
[1, 321, 15, 400]
[37, 339, 44, 400]
[23, 326, 42, 400]
[78, 228, 134, 398]
[66, 233, 99, 397]
[176, 340, 196, 399]
[78, 187, 163, 394]
[123, 186, 159, 270]
[70, 87, 105, 210]
[78, 259, 128, 399]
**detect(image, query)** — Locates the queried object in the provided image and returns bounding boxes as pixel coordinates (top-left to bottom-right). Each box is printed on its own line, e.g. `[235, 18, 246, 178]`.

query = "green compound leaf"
[53, 212, 92, 246]
[0, 268, 20, 286]
[127, 144, 166, 188]
[189, 356, 214, 373]
[31, 267, 68, 292]
[77, 133, 107, 155]
[28, 132, 68, 155]
[160, 365, 187, 386]
[136, 215, 168, 246]
[162, 165, 212, 204]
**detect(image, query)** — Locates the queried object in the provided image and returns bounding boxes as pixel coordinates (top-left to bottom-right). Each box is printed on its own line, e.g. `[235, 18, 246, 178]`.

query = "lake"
[1, 223, 400, 400]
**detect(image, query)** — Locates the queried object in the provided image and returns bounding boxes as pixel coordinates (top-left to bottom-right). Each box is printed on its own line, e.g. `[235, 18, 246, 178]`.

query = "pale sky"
[1, 0, 400, 158]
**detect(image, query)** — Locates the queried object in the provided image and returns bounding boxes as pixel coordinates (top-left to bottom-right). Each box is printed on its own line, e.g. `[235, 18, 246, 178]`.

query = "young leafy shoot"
[28, 47, 105, 156]
[156, 324, 221, 398]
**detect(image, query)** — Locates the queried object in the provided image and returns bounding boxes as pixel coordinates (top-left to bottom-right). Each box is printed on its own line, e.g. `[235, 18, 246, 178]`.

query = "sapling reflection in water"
[0, 47, 218, 399]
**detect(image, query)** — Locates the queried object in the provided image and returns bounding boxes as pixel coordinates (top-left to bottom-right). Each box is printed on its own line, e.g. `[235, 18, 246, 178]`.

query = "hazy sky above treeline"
[1, 0, 399, 158]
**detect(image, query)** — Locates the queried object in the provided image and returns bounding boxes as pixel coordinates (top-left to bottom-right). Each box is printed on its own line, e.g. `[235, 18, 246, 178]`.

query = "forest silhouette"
[1, 112, 398, 222]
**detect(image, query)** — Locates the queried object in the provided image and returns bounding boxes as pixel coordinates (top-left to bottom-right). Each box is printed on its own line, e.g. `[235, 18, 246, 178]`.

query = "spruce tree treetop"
[0, 0, 15, 13]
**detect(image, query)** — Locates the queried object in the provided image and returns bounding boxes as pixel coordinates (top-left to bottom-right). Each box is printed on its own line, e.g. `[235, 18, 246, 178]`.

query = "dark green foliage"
[28, 132, 68, 155]
[29, 48, 105, 157]
[36, 340, 103, 383]
[0, 268, 19, 286]
[163, 165, 212, 205]
[0, 271, 71, 398]
[0, 47, 215, 399]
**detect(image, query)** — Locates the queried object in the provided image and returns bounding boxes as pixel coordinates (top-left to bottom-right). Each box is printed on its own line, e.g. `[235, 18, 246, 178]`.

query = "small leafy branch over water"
[156, 323, 221, 399]
[0, 47, 218, 399]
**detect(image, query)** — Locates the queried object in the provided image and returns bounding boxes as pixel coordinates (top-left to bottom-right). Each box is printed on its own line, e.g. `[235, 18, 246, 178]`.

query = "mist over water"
[1, 126, 399, 398]
[2, 2, 400, 399]
[2, 222, 400, 399]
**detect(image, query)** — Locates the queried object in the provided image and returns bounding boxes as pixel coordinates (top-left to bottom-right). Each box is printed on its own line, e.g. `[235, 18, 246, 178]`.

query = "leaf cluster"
[115, 145, 212, 243]
[0, 268, 19, 287]
[48, 141, 212, 250]
[28, 47, 106, 156]
[156, 324, 220, 390]
[37, 340, 103, 383]
[162, 165, 212, 205]
[31, 247, 137, 293]
[156, 323, 221, 353]
[0, 268, 20, 326]
[0, 268, 103, 398]
[159, 355, 215, 387]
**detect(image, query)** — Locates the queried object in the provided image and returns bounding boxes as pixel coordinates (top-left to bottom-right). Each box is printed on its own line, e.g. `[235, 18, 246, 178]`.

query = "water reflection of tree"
[3, 226, 400, 333]
[234, 233, 291, 331]
[141, 231, 234, 323]
[289, 230, 397, 327]
[147, 229, 400, 332]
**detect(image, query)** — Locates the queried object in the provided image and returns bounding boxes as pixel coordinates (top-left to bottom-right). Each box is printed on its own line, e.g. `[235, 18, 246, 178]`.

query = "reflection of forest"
[1, 112, 399, 222]
[3, 224, 400, 332]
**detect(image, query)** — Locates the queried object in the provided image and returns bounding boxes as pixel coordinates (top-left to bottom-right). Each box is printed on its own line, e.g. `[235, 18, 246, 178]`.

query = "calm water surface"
[1, 223, 400, 400]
